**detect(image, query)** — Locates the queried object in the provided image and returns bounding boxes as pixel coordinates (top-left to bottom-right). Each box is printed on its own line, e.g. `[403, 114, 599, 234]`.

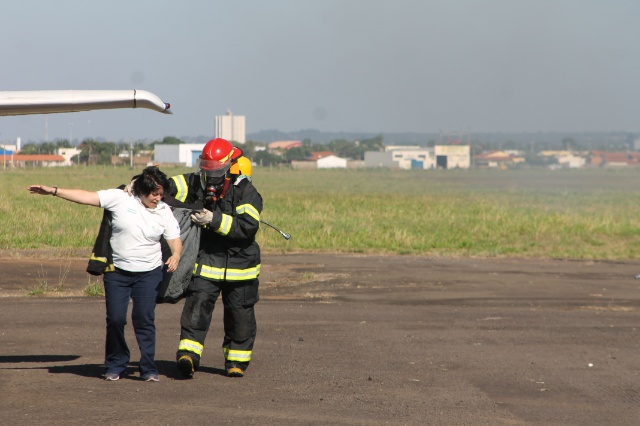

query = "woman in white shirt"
[28, 166, 182, 382]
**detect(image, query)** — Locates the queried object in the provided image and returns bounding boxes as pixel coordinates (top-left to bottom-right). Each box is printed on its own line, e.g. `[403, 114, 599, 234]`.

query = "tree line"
[19, 135, 385, 166]
[19, 132, 636, 167]
[251, 134, 385, 166]
[19, 136, 185, 165]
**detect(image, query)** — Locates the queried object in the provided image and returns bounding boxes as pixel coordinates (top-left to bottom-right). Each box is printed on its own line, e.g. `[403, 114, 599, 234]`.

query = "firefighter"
[170, 138, 263, 378]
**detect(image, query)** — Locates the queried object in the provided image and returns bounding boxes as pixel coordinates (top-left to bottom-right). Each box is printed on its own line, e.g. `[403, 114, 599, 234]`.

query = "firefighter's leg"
[221, 278, 259, 376]
[176, 277, 220, 376]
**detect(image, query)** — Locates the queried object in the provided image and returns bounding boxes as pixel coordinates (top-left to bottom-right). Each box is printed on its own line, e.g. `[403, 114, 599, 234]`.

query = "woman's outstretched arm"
[27, 185, 101, 207]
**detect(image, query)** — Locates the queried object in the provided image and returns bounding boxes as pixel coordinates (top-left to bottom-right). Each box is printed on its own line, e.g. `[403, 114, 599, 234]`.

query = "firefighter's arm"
[210, 187, 262, 239]
[169, 174, 188, 201]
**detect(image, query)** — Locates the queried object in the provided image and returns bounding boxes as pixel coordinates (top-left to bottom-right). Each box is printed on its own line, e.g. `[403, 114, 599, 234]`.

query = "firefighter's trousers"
[177, 275, 259, 371]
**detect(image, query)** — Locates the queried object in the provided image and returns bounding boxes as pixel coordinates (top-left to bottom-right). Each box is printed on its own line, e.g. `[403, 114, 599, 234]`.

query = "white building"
[0, 144, 17, 155]
[434, 145, 470, 169]
[56, 147, 82, 165]
[0, 137, 20, 154]
[391, 148, 435, 169]
[215, 109, 246, 144]
[365, 145, 470, 170]
[385, 145, 421, 152]
[365, 149, 434, 169]
[317, 155, 347, 169]
[557, 153, 587, 168]
[154, 144, 206, 167]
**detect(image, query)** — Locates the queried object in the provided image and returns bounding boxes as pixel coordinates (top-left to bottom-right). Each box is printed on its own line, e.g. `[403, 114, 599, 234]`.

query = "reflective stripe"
[89, 253, 107, 263]
[223, 348, 252, 362]
[216, 213, 232, 235]
[178, 339, 204, 356]
[194, 263, 261, 281]
[171, 175, 188, 202]
[89, 253, 115, 273]
[219, 151, 233, 163]
[236, 204, 260, 222]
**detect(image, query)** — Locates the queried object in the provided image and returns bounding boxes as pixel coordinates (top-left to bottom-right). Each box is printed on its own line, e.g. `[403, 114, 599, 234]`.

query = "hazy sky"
[1, 0, 639, 143]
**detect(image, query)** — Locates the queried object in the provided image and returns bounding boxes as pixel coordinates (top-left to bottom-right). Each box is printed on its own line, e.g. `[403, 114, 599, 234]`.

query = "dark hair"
[132, 166, 170, 196]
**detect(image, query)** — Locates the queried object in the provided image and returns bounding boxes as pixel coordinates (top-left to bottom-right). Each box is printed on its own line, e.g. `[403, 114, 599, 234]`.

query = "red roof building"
[1, 154, 66, 167]
[309, 151, 335, 161]
[589, 151, 640, 166]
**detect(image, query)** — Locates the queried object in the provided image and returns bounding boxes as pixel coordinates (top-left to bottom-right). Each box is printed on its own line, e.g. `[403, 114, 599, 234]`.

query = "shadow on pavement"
[0, 357, 227, 381]
[156, 359, 227, 379]
[0, 355, 80, 363]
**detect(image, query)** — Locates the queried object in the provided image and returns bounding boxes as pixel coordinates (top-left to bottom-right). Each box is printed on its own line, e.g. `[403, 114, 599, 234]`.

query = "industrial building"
[364, 145, 470, 170]
[215, 110, 246, 144]
[154, 143, 206, 167]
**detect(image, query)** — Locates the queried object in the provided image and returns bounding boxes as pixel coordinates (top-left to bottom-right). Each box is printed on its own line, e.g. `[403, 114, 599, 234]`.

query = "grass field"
[2, 165, 640, 260]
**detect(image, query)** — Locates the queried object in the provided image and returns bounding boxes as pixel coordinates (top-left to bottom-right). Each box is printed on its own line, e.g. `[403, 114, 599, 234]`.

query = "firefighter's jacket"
[156, 196, 202, 303]
[169, 172, 262, 282]
[86, 209, 115, 276]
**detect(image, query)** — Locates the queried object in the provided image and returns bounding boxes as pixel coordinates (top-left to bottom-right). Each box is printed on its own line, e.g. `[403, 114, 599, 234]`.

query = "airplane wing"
[0, 90, 172, 116]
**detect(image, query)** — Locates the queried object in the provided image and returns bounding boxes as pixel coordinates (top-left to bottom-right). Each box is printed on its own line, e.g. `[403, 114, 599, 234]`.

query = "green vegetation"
[83, 277, 105, 297]
[3, 166, 640, 260]
[20, 137, 186, 165]
[24, 263, 70, 296]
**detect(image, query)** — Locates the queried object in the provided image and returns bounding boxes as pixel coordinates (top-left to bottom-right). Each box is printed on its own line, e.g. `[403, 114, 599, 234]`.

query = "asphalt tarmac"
[1, 253, 639, 425]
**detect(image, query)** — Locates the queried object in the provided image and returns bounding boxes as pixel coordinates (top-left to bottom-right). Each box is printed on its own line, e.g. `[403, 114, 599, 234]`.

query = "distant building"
[317, 155, 347, 169]
[290, 152, 348, 170]
[154, 144, 206, 167]
[56, 147, 82, 166]
[589, 151, 640, 167]
[365, 148, 434, 169]
[365, 145, 470, 170]
[215, 109, 246, 144]
[392, 148, 435, 169]
[309, 151, 334, 161]
[474, 150, 524, 169]
[435, 145, 470, 169]
[384, 145, 421, 152]
[2, 154, 65, 168]
[0, 144, 17, 155]
[557, 154, 586, 169]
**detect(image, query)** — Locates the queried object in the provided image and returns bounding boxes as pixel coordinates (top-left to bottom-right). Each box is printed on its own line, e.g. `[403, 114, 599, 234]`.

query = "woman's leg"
[103, 270, 133, 375]
[130, 266, 162, 376]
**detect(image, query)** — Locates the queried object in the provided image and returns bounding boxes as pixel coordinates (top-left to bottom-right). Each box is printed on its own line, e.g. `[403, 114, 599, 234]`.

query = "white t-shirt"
[98, 189, 181, 272]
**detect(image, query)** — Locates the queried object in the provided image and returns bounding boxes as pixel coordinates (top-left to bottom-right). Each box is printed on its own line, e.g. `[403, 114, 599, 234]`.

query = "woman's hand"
[165, 254, 181, 273]
[164, 237, 183, 273]
[28, 185, 56, 196]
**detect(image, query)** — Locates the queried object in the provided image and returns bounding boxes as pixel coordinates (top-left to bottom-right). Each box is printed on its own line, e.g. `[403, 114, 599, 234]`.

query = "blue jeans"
[103, 266, 162, 376]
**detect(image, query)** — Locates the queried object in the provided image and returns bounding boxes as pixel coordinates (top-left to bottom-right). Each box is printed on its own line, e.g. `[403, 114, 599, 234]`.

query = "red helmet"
[198, 138, 242, 177]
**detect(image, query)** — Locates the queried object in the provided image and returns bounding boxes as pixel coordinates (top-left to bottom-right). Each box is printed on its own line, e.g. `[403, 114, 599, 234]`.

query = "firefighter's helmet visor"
[196, 158, 231, 177]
